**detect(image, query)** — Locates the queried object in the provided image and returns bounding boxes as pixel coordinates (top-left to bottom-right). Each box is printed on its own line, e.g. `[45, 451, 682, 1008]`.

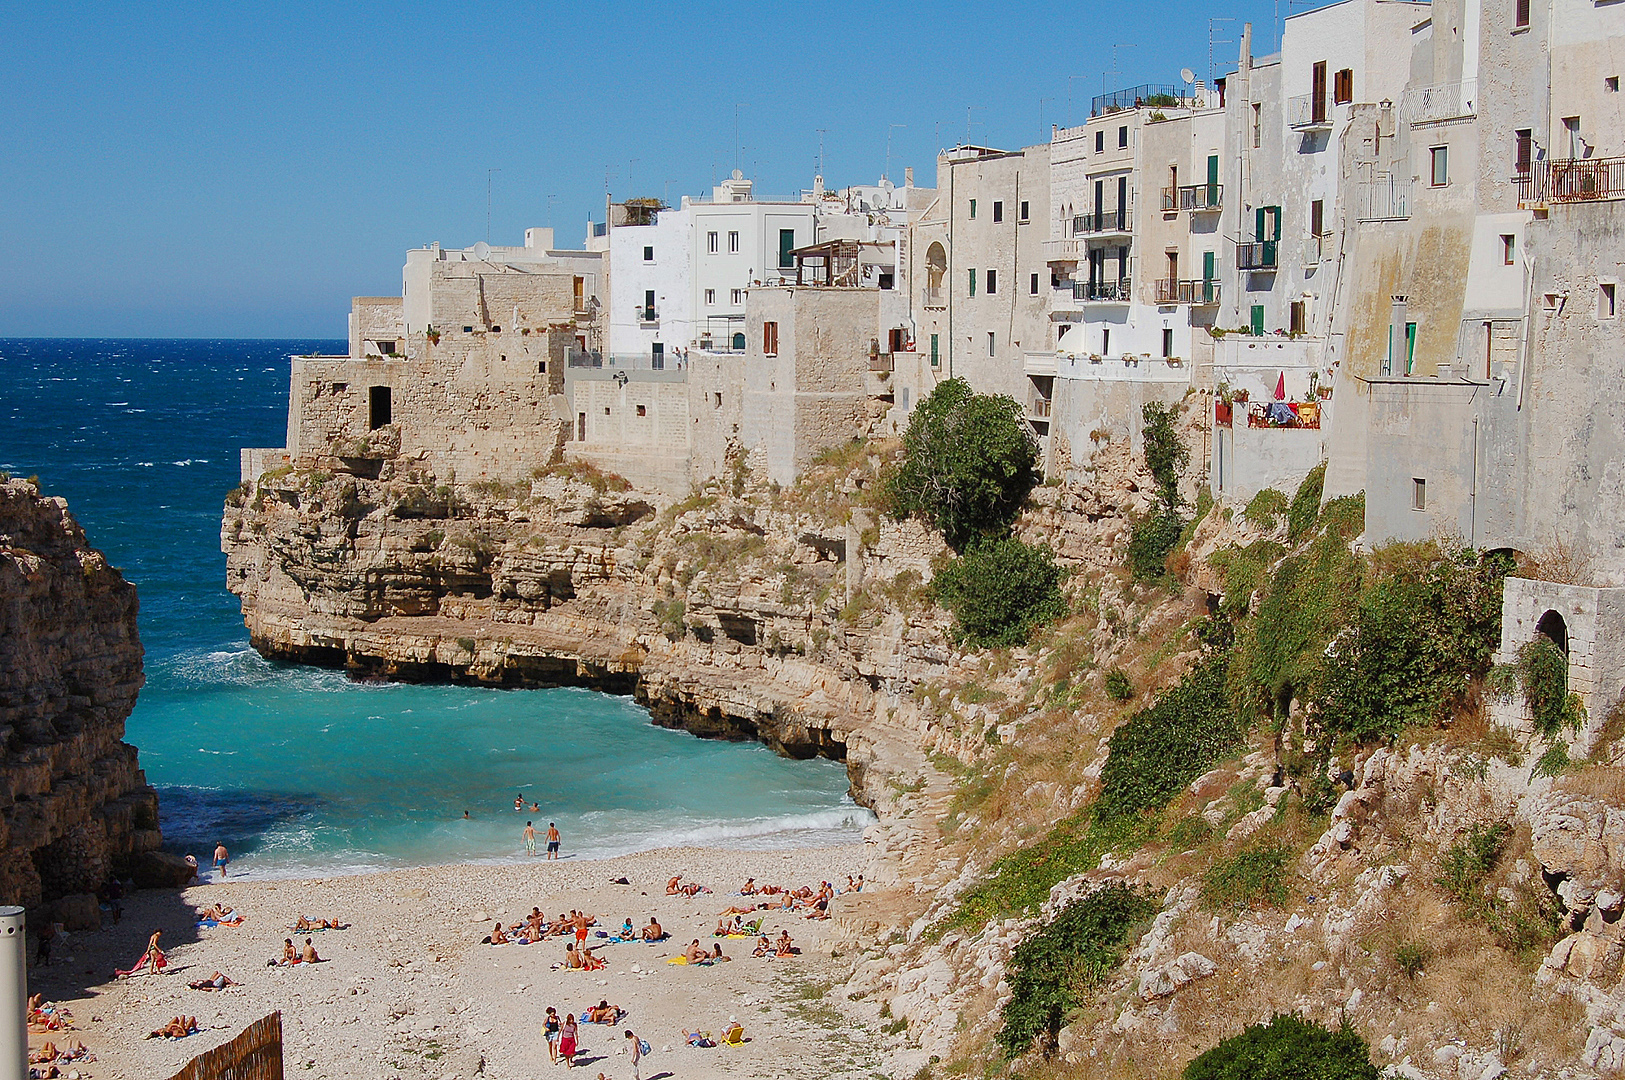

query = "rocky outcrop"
[0, 479, 160, 906]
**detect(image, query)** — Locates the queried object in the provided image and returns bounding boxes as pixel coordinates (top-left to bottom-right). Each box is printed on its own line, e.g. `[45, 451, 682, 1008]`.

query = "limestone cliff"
[0, 478, 161, 906]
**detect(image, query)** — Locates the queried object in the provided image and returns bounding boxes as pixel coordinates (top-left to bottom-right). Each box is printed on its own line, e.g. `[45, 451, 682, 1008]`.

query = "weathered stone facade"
[0, 479, 161, 906]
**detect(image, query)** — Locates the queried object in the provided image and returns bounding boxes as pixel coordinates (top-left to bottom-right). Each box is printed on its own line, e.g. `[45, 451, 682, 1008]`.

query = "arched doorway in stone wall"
[925, 243, 947, 304]
[1536, 609, 1570, 655]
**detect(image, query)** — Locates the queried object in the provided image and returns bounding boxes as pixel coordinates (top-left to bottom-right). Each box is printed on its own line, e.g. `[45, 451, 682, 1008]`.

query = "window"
[1514, 128, 1533, 176]
[763, 321, 779, 356]
[1334, 68, 1354, 105]
[331, 381, 348, 393]
[778, 228, 796, 268]
[1019, 200, 1030, 222]
[930, 333, 940, 367]
[1310, 199, 1325, 236]
[463, 325, 473, 333]
[713, 392, 722, 408]
[1162, 327, 1174, 357]
[1602, 282, 1617, 318]
[1030, 272, 1039, 295]
[707, 231, 719, 253]
[1102, 327, 1111, 355]
[644, 289, 656, 319]
[986, 269, 997, 294]
[1515, 0, 1530, 28]
[992, 201, 1003, 223]
[968, 268, 977, 297]
[1095, 130, 1104, 153]
[636, 404, 647, 417]
[1430, 145, 1449, 187]
[1312, 61, 1328, 123]
[1290, 300, 1306, 334]
[728, 231, 740, 253]
[577, 412, 586, 440]
[1412, 478, 1427, 510]
[969, 198, 977, 219]
[889, 327, 908, 353]
[987, 332, 996, 356]
[731, 289, 742, 305]
[1609, 76, 1621, 93]
[1501, 235, 1515, 264]
[705, 288, 716, 305]
[1563, 116, 1582, 159]
[1252, 102, 1262, 147]
[368, 385, 391, 430]
[643, 245, 654, 261]
[573, 276, 585, 310]
[1118, 125, 1129, 148]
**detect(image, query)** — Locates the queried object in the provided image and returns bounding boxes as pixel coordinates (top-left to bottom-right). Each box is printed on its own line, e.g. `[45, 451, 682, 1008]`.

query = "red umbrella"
[1274, 371, 1286, 400]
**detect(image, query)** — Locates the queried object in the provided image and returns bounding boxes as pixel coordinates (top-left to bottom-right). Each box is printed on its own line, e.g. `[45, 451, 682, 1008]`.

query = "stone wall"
[1494, 577, 1625, 750]
[0, 479, 161, 906]
[348, 296, 404, 359]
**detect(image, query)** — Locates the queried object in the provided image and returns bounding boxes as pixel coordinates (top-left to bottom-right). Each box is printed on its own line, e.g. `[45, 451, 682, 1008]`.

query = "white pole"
[0, 906, 24, 1080]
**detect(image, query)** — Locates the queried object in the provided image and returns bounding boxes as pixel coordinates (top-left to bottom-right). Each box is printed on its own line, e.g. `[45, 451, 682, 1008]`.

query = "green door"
[1206, 154, 1219, 206]
[1251, 304, 1265, 336]
[1202, 250, 1216, 302]
[1406, 322, 1418, 373]
[778, 229, 796, 268]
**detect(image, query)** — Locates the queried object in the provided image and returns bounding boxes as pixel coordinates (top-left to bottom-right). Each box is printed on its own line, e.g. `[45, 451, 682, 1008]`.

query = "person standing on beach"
[559, 1012, 579, 1067]
[542, 1006, 561, 1064]
[625, 1029, 643, 1080]
[524, 821, 537, 856]
[546, 822, 561, 859]
[213, 843, 229, 878]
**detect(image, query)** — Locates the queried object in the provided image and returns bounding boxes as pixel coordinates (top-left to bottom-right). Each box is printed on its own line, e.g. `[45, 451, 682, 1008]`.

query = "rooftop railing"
[1356, 175, 1412, 221]
[1161, 184, 1224, 211]
[1090, 84, 1189, 117]
[1518, 157, 1625, 205]
[1077, 277, 1133, 302]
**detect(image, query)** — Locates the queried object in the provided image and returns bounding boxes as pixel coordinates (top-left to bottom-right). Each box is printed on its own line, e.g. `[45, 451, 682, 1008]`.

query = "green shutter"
[1250, 305, 1265, 336]
[1406, 322, 1418, 373]
[778, 229, 795, 268]
[1256, 206, 1265, 243]
[1203, 250, 1215, 281]
[930, 334, 940, 366]
[1206, 155, 1219, 206]
[969, 269, 977, 297]
[1271, 206, 1282, 240]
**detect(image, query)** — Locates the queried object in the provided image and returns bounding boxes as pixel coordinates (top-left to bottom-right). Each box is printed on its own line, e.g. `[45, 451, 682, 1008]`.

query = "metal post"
[0, 906, 24, 1080]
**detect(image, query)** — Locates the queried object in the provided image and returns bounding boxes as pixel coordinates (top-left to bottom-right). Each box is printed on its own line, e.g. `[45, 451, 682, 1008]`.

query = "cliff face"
[0, 479, 160, 906]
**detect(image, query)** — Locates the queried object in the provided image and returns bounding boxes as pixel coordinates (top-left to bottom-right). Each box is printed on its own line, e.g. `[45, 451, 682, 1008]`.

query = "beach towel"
[115, 951, 166, 978]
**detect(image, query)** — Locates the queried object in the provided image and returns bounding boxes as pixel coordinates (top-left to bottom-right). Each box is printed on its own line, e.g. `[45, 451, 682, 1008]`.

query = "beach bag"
[639, 1039, 651, 1056]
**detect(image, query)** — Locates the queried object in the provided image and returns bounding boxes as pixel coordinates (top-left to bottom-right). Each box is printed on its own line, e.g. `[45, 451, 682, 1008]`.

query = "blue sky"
[0, 0, 1294, 338]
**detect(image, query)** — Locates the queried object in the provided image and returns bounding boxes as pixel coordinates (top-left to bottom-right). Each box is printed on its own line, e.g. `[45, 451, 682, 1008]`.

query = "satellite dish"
[1180, 68, 1195, 84]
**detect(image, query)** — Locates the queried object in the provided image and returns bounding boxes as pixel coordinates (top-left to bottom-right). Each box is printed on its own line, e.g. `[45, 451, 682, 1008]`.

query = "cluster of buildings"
[251, 0, 1625, 725]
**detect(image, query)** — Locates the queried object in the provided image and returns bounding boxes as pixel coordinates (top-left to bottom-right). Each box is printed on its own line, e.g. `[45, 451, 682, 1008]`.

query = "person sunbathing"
[684, 1029, 715, 1047]
[527, 908, 546, 932]
[721, 1020, 745, 1044]
[684, 939, 709, 964]
[712, 917, 730, 937]
[619, 918, 636, 939]
[775, 931, 796, 956]
[739, 877, 757, 895]
[666, 877, 683, 895]
[300, 938, 322, 963]
[29, 1042, 59, 1065]
[580, 947, 606, 972]
[710, 943, 731, 962]
[586, 1000, 621, 1023]
[488, 923, 509, 945]
[680, 881, 705, 897]
[641, 918, 664, 941]
[720, 902, 756, 916]
[275, 938, 297, 966]
[146, 1016, 198, 1039]
[565, 943, 583, 969]
[203, 903, 237, 921]
[752, 935, 771, 957]
[188, 972, 237, 990]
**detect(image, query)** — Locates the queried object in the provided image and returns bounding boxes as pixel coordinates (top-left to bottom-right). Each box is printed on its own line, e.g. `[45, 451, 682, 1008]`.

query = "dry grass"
[1525, 533, 1595, 586]
[1554, 762, 1625, 803]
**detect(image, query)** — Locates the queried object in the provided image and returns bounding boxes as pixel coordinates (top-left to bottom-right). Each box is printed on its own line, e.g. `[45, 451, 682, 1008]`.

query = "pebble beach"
[26, 843, 879, 1080]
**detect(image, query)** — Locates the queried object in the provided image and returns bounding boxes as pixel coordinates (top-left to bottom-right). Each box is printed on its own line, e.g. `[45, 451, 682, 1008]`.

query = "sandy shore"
[26, 843, 881, 1080]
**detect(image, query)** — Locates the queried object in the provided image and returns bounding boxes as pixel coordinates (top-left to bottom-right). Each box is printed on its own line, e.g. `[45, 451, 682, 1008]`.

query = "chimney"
[1241, 22, 1253, 70]
[904, 166, 914, 187]
[1389, 295, 1410, 375]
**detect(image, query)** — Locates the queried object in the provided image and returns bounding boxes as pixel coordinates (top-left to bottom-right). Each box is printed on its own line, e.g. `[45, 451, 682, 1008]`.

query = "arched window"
[732, 332, 746, 351]
[925, 243, 947, 304]
[1536, 609, 1569, 655]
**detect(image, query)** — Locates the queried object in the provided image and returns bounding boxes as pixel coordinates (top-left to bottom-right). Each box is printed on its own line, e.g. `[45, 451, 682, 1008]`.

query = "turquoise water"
[0, 339, 869, 876]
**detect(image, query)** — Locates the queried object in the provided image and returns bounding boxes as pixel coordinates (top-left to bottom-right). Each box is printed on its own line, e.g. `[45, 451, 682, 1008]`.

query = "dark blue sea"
[0, 339, 867, 876]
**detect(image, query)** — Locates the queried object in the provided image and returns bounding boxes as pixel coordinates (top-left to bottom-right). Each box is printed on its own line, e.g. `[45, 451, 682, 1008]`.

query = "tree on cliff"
[887, 378, 1040, 553]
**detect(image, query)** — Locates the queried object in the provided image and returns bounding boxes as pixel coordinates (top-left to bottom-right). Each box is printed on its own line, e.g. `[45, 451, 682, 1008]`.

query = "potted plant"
[1234, 387, 1250, 403]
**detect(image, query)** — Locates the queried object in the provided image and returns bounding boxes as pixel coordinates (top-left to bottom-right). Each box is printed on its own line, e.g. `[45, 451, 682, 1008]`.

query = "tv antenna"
[486, 168, 501, 243]
[816, 128, 827, 177]
[885, 123, 906, 181]
[1207, 18, 1235, 86]
[1104, 43, 1136, 95]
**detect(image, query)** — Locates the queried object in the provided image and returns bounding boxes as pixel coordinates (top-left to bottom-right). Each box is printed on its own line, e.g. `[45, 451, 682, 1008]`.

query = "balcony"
[1027, 397, 1053, 420]
[921, 287, 945, 310]
[1155, 278, 1221, 305]
[1236, 241, 1278, 271]
[1078, 277, 1133, 303]
[1356, 175, 1412, 221]
[1518, 157, 1625, 206]
[1303, 233, 1332, 265]
[1161, 184, 1224, 212]
[636, 305, 658, 326]
[869, 353, 895, 373]
[1043, 238, 1086, 263]
[1071, 209, 1133, 237]
[1287, 93, 1332, 131]
[1402, 79, 1476, 125]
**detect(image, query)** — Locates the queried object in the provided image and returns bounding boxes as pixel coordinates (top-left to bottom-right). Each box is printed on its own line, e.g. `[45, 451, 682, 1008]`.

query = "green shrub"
[933, 537, 1068, 648]
[1286, 462, 1326, 543]
[1436, 822, 1509, 906]
[1496, 638, 1586, 741]
[650, 599, 686, 641]
[1202, 839, 1292, 909]
[1394, 941, 1430, 979]
[1243, 488, 1290, 530]
[1104, 667, 1135, 702]
[1095, 643, 1242, 822]
[887, 378, 1040, 551]
[1183, 1014, 1379, 1080]
[997, 882, 1155, 1056]
[1129, 507, 1185, 581]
